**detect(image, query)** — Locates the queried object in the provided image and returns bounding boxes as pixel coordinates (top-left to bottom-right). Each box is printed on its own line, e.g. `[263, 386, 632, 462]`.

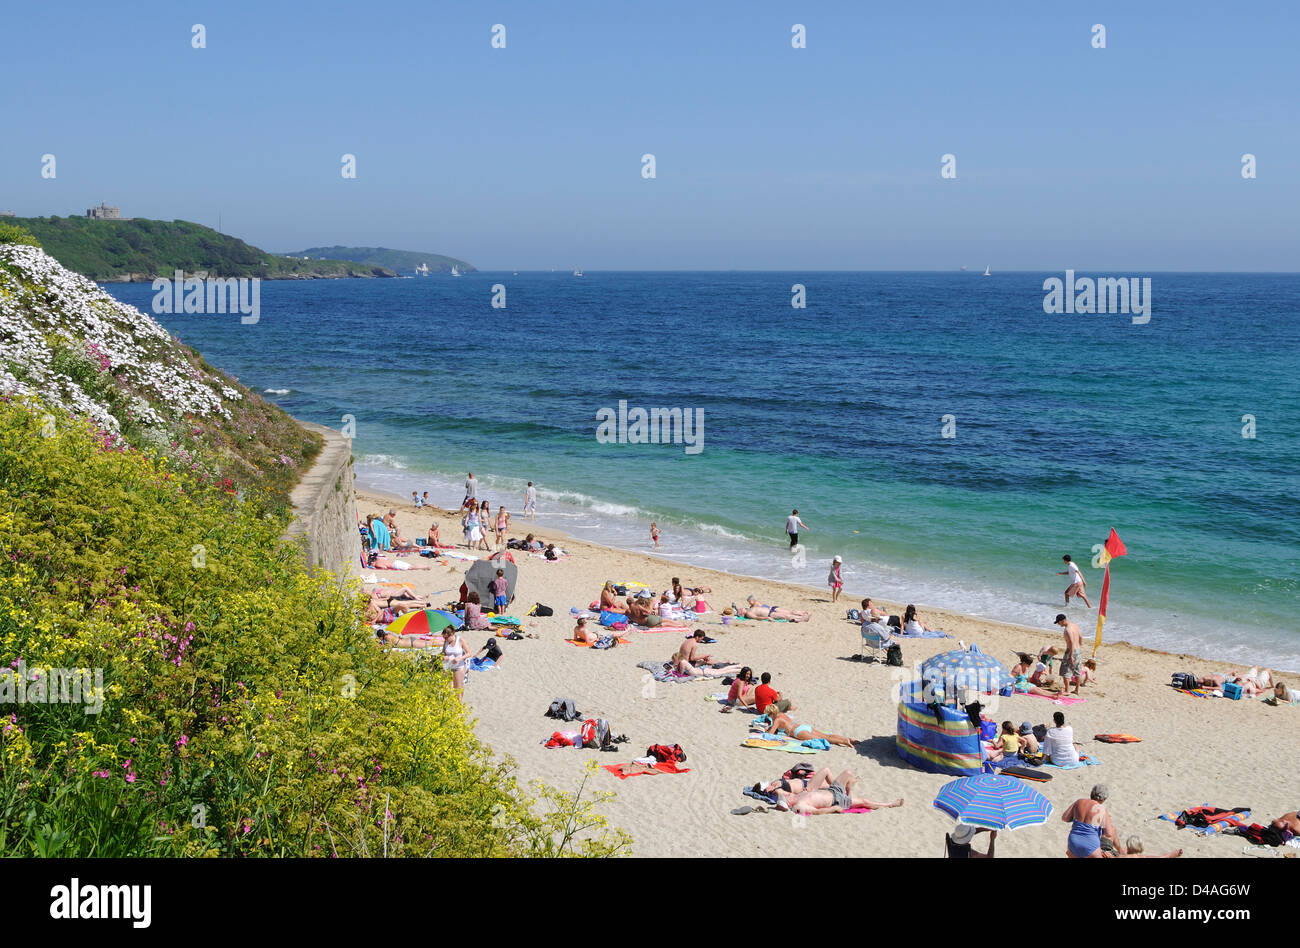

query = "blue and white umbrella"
[920, 643, 1013, 702]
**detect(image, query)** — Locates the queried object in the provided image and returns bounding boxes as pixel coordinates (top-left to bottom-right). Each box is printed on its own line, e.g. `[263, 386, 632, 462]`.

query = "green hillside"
[8, 217, 398, 282]
[287, 245, 476, 273]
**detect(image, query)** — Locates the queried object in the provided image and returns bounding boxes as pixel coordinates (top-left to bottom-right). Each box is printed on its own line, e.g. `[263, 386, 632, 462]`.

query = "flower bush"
[0, 398, 629, 857]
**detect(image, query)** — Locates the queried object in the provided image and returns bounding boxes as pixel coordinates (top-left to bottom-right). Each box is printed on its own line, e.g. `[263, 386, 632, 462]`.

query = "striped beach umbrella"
[385, 608, 456, 637]
[920, 643, 1013, 702]
[933, 774, 1053, 830]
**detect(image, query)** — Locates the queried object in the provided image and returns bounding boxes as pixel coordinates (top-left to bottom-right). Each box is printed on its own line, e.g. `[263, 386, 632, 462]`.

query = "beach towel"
[568, 637, 630, 648]
[603, 761, 689, 779]
[741, 737, 821, 754]
[1093, 733, 1142, 743]
[801, 738, 832, 751]
[634, 624, 693, 634]
[468, 657, 496, 672]
[1044, 753, 1101, 770]
[1158, 804, 1251, 836]
[895, 628, 953, 639]
[1176, 688, 1218, 699]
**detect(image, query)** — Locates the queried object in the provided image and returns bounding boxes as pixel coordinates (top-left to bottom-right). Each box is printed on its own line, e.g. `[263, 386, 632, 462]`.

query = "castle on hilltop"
[86, 202, 130, 220]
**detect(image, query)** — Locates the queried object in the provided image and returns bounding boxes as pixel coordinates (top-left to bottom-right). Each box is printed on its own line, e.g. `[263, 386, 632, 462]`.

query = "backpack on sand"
[886, 643, 904, 667]
[647, 743, 686, 764]
[529, 603, 554, 617]
[546, 697, 581, 722]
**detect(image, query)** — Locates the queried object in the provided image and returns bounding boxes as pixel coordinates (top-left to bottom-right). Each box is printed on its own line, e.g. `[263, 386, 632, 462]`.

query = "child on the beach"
[828, 555, 843, 602]
[492, 568, 508, 614]
[412, 491, 422, 508]
[650, 522, 660, 547]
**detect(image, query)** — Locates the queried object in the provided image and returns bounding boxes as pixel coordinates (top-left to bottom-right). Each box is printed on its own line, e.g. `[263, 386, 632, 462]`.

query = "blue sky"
[3, 1, 1296, 269]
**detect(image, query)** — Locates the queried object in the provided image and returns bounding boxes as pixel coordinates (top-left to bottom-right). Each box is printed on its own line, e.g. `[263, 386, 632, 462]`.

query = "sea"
[105, 271, 1300, 670]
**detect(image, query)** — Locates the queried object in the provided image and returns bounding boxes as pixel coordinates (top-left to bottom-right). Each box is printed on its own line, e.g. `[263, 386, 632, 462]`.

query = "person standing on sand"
[1055, 613, 1083, 693]
[785, 509, 809, 550]
[650, 522, 660, 548]
[524, 481, 537, 521]
[463, 472, 478, 511]
[828, 555, 843, 602]
[1056, 554, 1092, 609]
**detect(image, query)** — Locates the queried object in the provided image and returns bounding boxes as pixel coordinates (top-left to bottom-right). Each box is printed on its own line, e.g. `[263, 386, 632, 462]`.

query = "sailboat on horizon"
[450, 265, 461, 277]
[983, 266, 991, 276]
[573, 266, 584, 277]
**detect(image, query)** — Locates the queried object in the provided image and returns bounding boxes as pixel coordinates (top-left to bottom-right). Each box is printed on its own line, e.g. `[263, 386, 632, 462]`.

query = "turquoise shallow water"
[107, 271, 1300, 668]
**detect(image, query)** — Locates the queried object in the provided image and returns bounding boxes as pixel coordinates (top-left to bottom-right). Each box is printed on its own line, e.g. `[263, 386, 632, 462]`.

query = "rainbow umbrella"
[428, 609, 464, 630]
[384, 609, 456, 637]
[933, 774, 1053, 830]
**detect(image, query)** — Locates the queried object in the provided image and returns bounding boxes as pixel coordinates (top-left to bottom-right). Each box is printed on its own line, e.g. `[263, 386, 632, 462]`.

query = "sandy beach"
[359, 488, 1297, 859]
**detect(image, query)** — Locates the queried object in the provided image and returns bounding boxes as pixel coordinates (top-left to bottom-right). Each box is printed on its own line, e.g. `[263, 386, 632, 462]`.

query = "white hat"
[833, 555, 842, 563]
[950, 823, 979, 846]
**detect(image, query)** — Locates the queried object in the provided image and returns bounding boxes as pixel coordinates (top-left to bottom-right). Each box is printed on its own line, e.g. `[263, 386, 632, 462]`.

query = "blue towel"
[801, 738, 831, 751]
[744, 787, 779, 805]
[468, 658, 496, 672]
[1045, 754, 1101, 770]
[370, 519, 391, 551]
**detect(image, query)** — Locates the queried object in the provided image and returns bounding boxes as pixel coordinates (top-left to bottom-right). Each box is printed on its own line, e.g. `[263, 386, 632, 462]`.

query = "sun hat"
[833, 555, 842, 563]
[1018, 722, 1033, 735]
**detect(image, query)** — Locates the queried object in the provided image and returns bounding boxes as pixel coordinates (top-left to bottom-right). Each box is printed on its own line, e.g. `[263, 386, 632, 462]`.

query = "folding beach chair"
[859, 623, 888, 662]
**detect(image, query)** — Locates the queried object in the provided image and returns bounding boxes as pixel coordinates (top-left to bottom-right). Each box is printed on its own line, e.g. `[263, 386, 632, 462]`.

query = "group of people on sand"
[597, 578, 713, 624]
[724, 596, 811, 622]
[721, 666, 862, 748]
[1190, 666, 1290, 700]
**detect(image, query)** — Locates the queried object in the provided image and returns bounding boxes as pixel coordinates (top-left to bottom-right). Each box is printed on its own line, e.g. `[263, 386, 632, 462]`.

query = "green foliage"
[0, 223, 40, 248]
[7, 218, 398, 281]
[0, 398, 628, 857]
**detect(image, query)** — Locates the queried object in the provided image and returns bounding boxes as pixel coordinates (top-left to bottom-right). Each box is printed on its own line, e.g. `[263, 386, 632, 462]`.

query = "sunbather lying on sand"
[1195, 671, 1271, 695]
[367, 552, 432, 570]
[770, 769, 903, 815]
[736, 596, 810, 622]
[365, 589, 430, 623]
[762, 711, 857, 748]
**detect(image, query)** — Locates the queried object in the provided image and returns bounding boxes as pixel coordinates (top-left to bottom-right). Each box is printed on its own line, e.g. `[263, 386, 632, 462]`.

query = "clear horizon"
[4, 1, 1297, 271]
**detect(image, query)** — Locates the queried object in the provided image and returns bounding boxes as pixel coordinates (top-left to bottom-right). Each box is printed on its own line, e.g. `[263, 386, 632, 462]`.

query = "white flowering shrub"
[0, 244, 241, 433]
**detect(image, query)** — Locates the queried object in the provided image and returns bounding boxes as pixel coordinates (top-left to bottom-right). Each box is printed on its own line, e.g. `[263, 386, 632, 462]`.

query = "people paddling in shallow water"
[735, 595, 811, 622]
[762, 711, 857, 748]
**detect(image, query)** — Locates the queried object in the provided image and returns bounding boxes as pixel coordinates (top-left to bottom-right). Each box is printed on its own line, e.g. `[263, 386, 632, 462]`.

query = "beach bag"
[887, 614, 902, 628]
[528, 603, 554, 617]
[781, 762, 815, 781]
[546, 697, 581, 722]
[580, 719, 611, 749]
[886, 643, 904, 667]
[592, 634, 618, 649]
[979, 717, 998, 742]
[846, 609, 862, 622]
[1171, 672, 1198, 690]
[598, 610, 624, 627]
[647, 743, 686, 764]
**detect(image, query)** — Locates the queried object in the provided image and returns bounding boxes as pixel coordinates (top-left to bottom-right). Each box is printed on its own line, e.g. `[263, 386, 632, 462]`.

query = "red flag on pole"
[1094, 528, 1127, 654]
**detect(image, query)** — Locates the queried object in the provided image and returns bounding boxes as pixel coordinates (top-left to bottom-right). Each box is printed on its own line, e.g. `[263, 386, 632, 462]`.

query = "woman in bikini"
[1062, 785, 1124, 858]
[739, 596, 811, 622]
[669, 649, 741, 679]
[763, 711, 857, 748]
[599, 582, 628, 614]
[495, 506, 510, 550]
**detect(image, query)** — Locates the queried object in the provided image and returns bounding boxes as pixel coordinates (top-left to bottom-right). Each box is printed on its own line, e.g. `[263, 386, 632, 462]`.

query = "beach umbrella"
[920, 643, 1012, 702]
[385, 608, 456, 637]
[465, 558, 518, 607]
[428, 609, 464, 630]
[933, 774, 1053, 830]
